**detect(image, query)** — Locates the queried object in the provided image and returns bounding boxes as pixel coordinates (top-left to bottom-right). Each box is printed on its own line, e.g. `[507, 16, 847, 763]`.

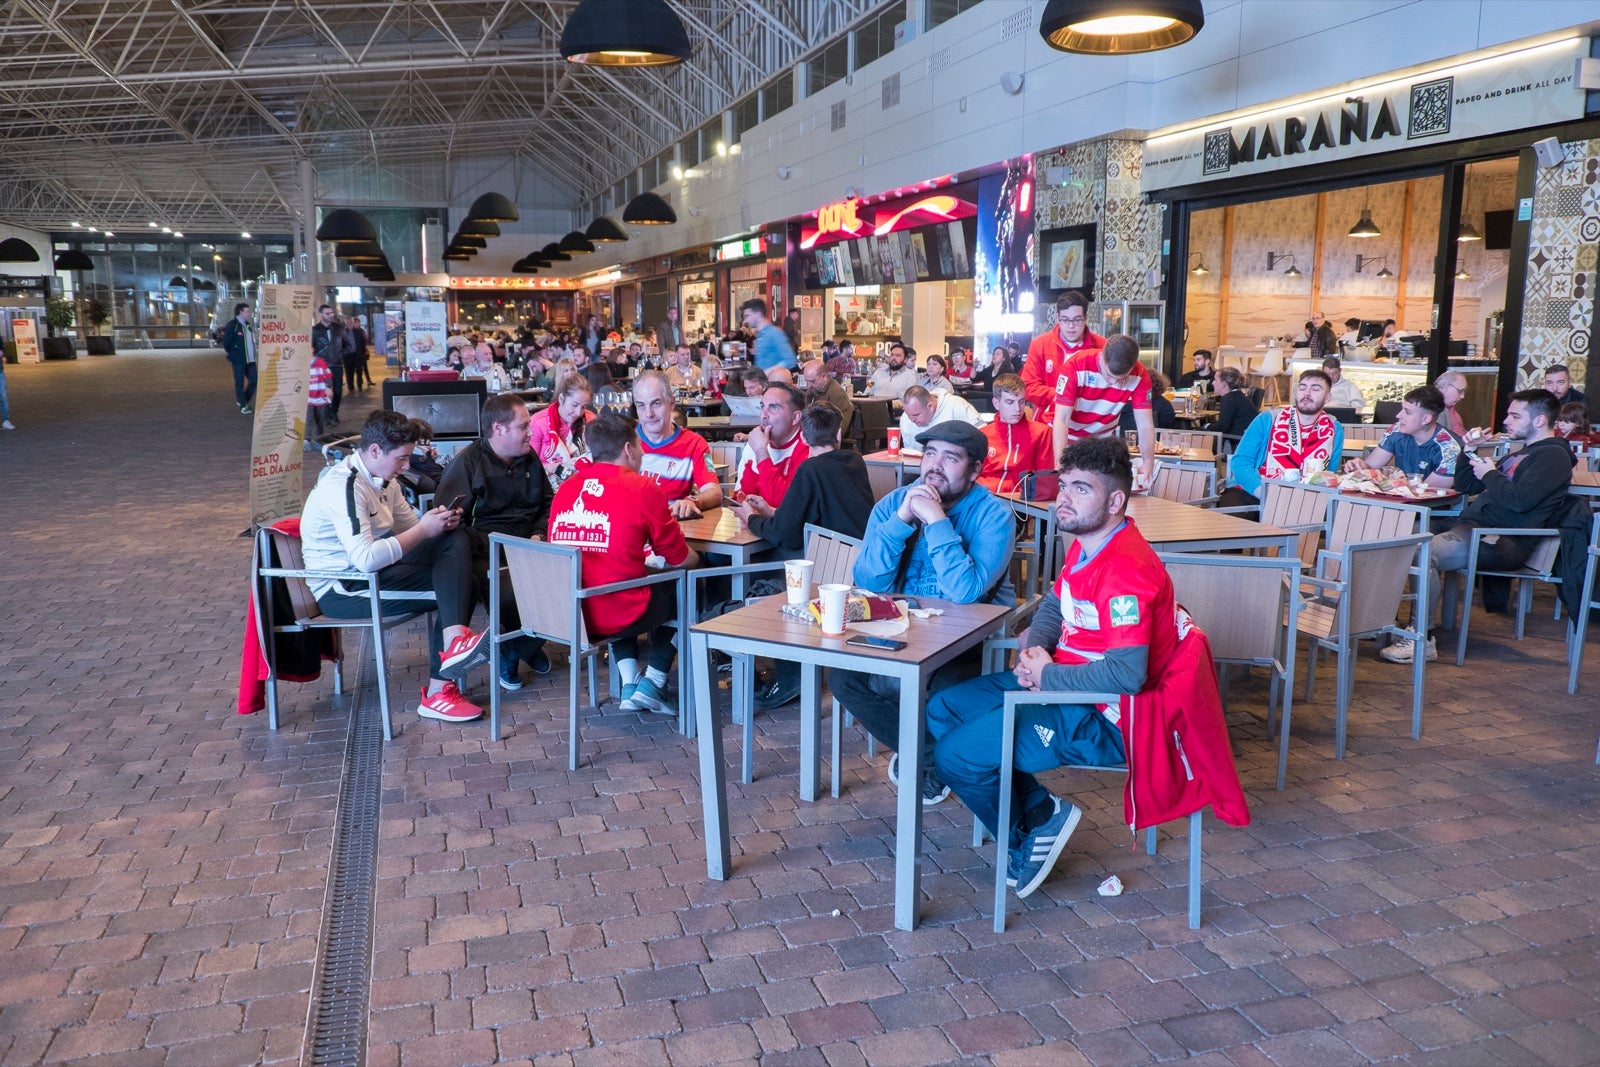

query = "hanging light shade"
[585, 215, 630, 242]
[168, 276, 189, 288]
[623, 191, 677, 225]
[452, 234, 488, 249]
[558, 230, 597, 254]
[561, 0, 691, 67]
[442, 250, 474, 261]
[1039, 0, 1204, 55]
[194, 279, 218, 292]
[1455, 267, 1471, 280]
[458, 218, 501, 238]
[510, 259, 541, 275]
[541, 243, 573, 262]
[1457, 221, 1483, 242]
[1347, 207, 1382, 238]
[54, 250, 96, 271]
[0, 238, 41, 262]
[315, 208, 377, 243]
[341, 241, 385, 260]
[465, 192, 520, 223]
[1377, 264, 1395, 278]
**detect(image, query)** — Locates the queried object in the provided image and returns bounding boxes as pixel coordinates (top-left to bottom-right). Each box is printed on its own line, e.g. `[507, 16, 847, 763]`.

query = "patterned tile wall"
[1031, 138, 1161, 334]
[1517, 138, 1598, 390]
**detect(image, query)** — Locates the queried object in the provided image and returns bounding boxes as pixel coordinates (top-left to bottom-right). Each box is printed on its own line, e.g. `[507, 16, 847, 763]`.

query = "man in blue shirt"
[1342, 385, 1465, 490]
[832, 421, 1017, 804]
[742, 298, 796, 373]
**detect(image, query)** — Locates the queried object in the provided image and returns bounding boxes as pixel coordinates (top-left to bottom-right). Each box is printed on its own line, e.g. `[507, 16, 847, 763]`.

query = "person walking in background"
[1023, 291, 1105, 427]
[304, 350, 332, 448]
[345, 315, 372, 391]
[312, 304, 348, 425]
[220, 301, 257, 415]
[0, 353, 14, 430]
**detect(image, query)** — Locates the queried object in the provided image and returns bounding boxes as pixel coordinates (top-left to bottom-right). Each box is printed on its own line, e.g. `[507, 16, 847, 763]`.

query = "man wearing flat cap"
[831, 420, 1017, 805]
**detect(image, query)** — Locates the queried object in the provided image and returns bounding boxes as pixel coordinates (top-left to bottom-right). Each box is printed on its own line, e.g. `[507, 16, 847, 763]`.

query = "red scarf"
[1259, 407, 1338, 480]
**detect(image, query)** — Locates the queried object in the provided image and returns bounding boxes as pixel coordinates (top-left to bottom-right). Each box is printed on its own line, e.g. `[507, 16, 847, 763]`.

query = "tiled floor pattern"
[0, 352, 1597, 1066]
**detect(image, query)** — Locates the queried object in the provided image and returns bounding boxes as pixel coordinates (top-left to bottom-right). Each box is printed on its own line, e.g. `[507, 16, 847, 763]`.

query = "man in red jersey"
[978, 373, 1055, 494]
[631, 369, 723, 518]
[547, 411, 702, 715]
[1022, 290, 1105, 426]
[929, 437, 1247, 899]
[1051, 334, 1155, 489]
[735, 382, 810, 506]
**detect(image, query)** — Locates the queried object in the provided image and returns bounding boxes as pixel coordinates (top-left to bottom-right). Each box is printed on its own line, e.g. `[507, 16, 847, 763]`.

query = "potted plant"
[42, 296, 77, 359]
[83, 298, 115, 355]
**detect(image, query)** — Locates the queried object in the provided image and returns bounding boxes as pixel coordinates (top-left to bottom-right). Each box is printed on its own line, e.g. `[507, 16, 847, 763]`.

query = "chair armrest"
[260, 565, 372, 583]
[1003, 690, 1122, 710]
[579, 568, 686, 598]
[1188, 495, 1221, 509]
[1468, 526, 1557, 541]
[1210, 504, 1257, 516]
[1298, 573, 1343, 593]
[684, 561, 788, 583]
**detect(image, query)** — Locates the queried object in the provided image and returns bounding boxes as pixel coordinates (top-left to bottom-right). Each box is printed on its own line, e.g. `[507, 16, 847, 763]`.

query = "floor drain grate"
[303, 637, 384, 1067]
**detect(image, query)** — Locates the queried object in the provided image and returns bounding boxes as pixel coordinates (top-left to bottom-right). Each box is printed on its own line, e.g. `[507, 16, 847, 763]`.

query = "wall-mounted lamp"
[1187, 251, 1209, 276]
[1455, 267, 1471, 280]
[1457, 220, 1483, 242]
[1266, 251, 1302, 277]
[1355, 254, 1394, 278]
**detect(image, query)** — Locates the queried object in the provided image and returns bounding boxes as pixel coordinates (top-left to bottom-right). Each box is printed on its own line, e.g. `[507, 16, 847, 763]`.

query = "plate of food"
[1335, 467, 1457, 501]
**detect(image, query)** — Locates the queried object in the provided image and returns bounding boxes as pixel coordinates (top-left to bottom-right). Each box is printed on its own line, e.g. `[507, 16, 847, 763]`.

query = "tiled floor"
[2, 351, 1598, 1067]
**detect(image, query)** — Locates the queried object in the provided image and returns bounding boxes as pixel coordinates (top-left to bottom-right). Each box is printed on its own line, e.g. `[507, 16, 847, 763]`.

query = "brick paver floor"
[2, 351, 1598, 1066]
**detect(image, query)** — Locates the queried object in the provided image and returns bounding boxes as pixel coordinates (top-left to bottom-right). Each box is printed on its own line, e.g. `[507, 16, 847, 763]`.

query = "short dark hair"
[739, 297, 769, 320]
[480, 393, 527, 439]
[739, 367, 769, 389]
[360, 410, 421, 452]
[925, 353, 946, 372]
[1150, 371, 1170, 393]
[1345, 317, 1361, 330]
[1217, 367, 1246, 391]
[801, 402, 843, 446]
[234, 302, 250, 316]
[992, 372, 1026, 397]
[888, 342, 906, 356]
[1545, 363, 1572, 377]
[1558, 401, 1588, 426]
[1510, 388, 1560, 425]
[318, 304, 334, 313]
[765, 381, 805, 411]
[585, 410, 637, 462]
[1298, 368, 1333, 388]
[1102, 334, 1140, 375]
[1055, 290, 1088, 313]
[1192, 349, 1213, 363]
[1401, 385, 1445, 420]
[1321, 356, 1342, 370]
[1057, 436, 1133, 498]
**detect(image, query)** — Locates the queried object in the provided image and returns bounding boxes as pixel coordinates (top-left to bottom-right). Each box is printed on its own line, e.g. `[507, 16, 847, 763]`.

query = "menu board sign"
[11, 317, 40, 363]
[248, 285, 314, 528]
[1143, 36, 1587, 191]
[403, 301, 448, 370]
[798, 217, 977, 292]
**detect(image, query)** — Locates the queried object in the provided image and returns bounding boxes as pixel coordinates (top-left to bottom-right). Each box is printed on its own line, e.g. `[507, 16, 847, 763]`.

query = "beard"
[1056, 500, 1110, 535]
[1295, 397, 1323, 418]
[921, 469, 971, 504]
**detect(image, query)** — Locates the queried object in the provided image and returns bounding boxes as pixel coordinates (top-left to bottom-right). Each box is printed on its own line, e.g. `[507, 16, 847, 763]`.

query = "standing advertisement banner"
[403, 300, 447, 370]
[382, 300, 403, 366]
[12, 318, 41, 364]
[248, 284, 315, 529]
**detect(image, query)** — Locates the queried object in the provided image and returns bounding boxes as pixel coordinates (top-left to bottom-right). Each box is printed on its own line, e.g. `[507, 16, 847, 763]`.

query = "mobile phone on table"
[446, 494, 466, 511]
[846, 634, 907, 651]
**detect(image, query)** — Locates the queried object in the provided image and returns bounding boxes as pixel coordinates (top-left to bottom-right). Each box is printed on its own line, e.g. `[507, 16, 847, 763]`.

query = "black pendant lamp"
[558, 230, 597, 254]
[622, 191, 677, 226]
[315, 208, 377, 244]
[1039, 0, 1203, 55]
[465, 192, 520, 223]
[1347, 206, 1382, 238]
[560, 0, 691, 67]
[54, 250, 96, 271]
[510, 258, 541, 275]
[442, 249, 474, 261]
[585, 216, 630, 243]
[169, 276, 189, 288]
[0, 237, 41, 262]
[458, 219, 501, 238]
[453, 234, 488, 250]
[541, 243, 573, 262]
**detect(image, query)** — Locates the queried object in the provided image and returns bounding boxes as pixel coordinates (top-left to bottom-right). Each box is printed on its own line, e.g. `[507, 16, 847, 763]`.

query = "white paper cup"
[819, 583, 851, 636]
[784, 559, 815, 605]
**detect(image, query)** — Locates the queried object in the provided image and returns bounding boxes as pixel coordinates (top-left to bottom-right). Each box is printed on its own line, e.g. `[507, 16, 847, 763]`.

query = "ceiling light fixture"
[240, 231, 252, 239]
[585, 216, 630, 242]
[1347, 205, 1382, 238]
[54, 250, 96, 271]
[452, 234, 488, 249]
[1455, 267, 1471, 280]
[465, 192, 520, 223]
[1039, 0, 1204, 55]
[1457, 220, 1483, 242]
[316, 208, 377, 243]
[623, 191, 678, 225]
[560, 0, 691, 67]
[458, 218, 501, 238]
[558, 230, 597, 254]
[0, 238, 41, 263]
[541, 243, 573, 262]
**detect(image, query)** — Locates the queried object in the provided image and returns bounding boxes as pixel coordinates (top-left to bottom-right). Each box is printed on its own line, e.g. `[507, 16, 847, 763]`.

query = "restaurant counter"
[1286, 356, 1498, 427]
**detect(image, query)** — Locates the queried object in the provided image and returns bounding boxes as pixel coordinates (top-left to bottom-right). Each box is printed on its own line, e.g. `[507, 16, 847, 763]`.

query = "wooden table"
[689, 596, 1010, 931]
[677, 507, 767, 598]
[1126, 495, 1298, 556]
[687, 415, 758, 439]
[862, 449, 921, 498]
[1571, 469, 1600, 498]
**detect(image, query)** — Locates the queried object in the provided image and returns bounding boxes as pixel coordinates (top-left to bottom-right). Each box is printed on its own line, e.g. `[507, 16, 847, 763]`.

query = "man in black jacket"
[220, 301, 256, 413]
[1207, 367, 1259, 440]
[311, 304, 349, 424]
[1383, 388, 1574, 663]
[435, 393, 553, 688]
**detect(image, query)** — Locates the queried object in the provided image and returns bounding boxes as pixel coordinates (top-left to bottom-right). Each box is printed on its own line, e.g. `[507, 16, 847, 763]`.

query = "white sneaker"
[1, 421, 14, 430]
[1379, 636, 1436, 663]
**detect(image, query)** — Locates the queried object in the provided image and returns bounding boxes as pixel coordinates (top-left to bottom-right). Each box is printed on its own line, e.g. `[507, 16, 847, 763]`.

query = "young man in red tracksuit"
[1021, 289, 1105, 427]
[929, 436, 1248, 899]
[978, 373, 1055, 495]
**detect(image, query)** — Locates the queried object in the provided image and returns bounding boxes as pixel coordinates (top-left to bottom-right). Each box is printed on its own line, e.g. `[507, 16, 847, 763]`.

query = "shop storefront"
[447, 276, 574, 332]
[1146, 34, 1594, 423]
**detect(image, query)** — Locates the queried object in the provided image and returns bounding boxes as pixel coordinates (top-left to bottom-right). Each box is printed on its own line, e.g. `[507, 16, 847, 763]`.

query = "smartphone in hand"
[446, 494, 466, 512]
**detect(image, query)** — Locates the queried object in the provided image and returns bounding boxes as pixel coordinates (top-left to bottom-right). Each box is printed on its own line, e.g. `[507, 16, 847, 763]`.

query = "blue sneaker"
[497, 654, 524, 691]
[1009, 798, 1082, 899]
[621, 676, 672, 715]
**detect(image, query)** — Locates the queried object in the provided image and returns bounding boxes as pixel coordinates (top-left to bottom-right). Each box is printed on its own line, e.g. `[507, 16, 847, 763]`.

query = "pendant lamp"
[1457, 221, 1483, 242]
[315, 208, 377, 244]
[458, 219, 501, 238]
[622, 191, 677, 225]
[541, 243, 573, 262]
[465, 192, 520, 223]
[1347, 206, 1381, 238]
[561, 0, 691, 67]
[510, 259, 541, 275]
[54, 250, 96, 271]
[558, 230, 597, 254]
[453, 234, 488, 250]
[169, 276, 189, 288]
[1039, 0, 1204, 55]
[442, 250, 474, 261]
[0, 238, 42, 262]
[585, 216, 630, 242]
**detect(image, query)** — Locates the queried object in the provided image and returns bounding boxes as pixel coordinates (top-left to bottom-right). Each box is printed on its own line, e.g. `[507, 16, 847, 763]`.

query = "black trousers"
[346, 355, 372, 390]
[830, 648, 983, 754]
[593, 581, 678, 674]
[231, 360, 257, 408]
[316, 529, 475, 682]
[325, 364, 345, 418]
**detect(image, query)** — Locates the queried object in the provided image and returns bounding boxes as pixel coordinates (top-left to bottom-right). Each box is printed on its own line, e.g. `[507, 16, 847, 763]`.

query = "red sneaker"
[417, 682, 482, 722]
[438, 628, 488, 680]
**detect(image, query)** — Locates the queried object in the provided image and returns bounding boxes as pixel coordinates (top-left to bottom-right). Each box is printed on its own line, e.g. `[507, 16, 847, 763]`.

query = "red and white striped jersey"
[1054, 349, 1151, 440]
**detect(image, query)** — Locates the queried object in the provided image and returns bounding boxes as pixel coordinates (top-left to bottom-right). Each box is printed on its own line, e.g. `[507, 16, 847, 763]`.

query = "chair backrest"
[857, 399, 893, 431]
[1159, 553, 1299, 665]
[1341, 535, 1430, 635]
[803, 524, 865, 585]
[1325, 494, 1428, 554]
[1149, 464, 1215, 503]
[1521, 534, 1562, 576]
[708, 441, 743, 487]
[866, 461, 902, 501]
[1372, 400, 1402, 426]
[1324, 406, 1360, 423]
[499, 536, 590, 646]
[266, 527, 323, 624]
[1343, 423, 1389, 446]
[1257, 480, 1331, 567]
[1156, 429, 1221, 452]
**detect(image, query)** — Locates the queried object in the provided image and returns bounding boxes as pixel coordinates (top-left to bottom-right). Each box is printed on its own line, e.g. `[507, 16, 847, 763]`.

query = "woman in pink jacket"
[528, 373, 595, 486]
